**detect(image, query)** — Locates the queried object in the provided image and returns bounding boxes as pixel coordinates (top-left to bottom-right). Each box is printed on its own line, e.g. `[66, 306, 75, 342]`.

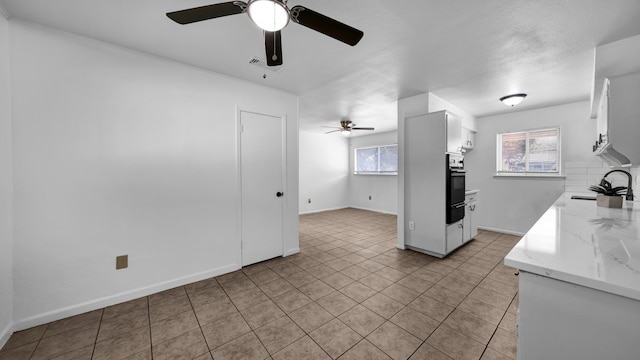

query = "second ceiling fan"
[166, 0, 364, 66]
[323, 120, 374, 135]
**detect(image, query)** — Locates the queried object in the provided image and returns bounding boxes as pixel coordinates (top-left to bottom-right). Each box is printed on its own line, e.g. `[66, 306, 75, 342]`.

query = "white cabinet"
[461, 127, 476, 151]
[446, 113, 462, 153]
[446, 221, 464, 253]
[464, 192, 478, 242]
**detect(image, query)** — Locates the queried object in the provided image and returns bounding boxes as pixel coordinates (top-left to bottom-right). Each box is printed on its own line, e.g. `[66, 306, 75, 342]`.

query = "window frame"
[354, 143, 398, 175]
[496, 127, 561, 176]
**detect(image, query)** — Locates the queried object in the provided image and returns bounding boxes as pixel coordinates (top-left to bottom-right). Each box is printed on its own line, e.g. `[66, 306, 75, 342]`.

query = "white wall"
[466, 101, 595, 234]
[349, 131, 398, 215]
[0, 8, 14, 347]
[299, 131, 349, 214]
[10, 22, 298, 328]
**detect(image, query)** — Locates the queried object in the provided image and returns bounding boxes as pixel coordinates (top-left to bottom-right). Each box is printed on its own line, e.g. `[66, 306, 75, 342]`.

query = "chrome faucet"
[600, 170, 634, 201]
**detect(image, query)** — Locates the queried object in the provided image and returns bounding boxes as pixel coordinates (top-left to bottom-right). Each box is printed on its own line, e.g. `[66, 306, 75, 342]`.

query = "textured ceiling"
[2, 0, 640, 135]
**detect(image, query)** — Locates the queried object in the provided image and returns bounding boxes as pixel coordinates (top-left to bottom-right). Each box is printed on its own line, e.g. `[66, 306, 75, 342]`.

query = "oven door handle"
[452, 203, 466, 209]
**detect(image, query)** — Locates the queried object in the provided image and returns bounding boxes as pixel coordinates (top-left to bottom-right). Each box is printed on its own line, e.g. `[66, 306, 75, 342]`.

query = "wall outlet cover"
[116, 255, 128, 270]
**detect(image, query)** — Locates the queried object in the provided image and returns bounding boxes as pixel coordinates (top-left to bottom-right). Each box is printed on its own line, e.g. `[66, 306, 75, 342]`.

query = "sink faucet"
[600, 169, 634, 201]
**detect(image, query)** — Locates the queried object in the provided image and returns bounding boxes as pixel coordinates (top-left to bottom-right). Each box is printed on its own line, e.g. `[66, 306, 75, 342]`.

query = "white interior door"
[240, 111, 285, 266]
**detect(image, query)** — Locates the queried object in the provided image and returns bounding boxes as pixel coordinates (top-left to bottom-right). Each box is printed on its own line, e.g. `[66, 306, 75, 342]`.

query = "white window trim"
[496, 127, 561, 175]
[354, 143, 398, 175]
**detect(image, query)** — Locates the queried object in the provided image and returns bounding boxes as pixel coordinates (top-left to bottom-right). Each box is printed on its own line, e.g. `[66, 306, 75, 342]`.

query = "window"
[354, 144, 398, 175]
[497, 128, 560, 174]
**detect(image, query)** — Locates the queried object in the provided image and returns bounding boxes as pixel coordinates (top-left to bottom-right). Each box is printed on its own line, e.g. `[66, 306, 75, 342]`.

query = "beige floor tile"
[437, 276, 477, 295]
[316, 291, 358, 317]
[321, 272, 355, 290]
[325, 258, 352, 272]
[424, 284, 466, 307]
[309, 319, 362, 359]
[390, 307, 439, 341]
[239, 300, 285, 330]
[259, 278, 296, 298]
[43, 309, 103, 338]
[339, 340, 391, 360]
[201, 312, 251, 349]
[255, 316, 305, 355]
[282, 271, 316, 288]
[308, 264, 338, 278]
[426, 325, 485, 360]
[380, 283, 420, 305]
[103, 297, 148, 319]
[148, 287, 187, 306]
[338, 304, 385, 337]
[220, 276, 258, 296]
[366, 321, 422, 360]
[246, 269, 281, 285]
[1, 324, 47, 351]
[375, 267, 407, 282]
[488, 328, 517, 359]
[98, 307, 149, 342]
[361, 293, 404, 319]
[408, 295, 454, 323]
[149, 294, 192, 324]
[272, 336, 331, 360]
[151, 309, 199, 344]
[358, 274, 394, 292]
[481, 348, 514, 360]
[396, 275, 433, 294]
[270, 262, 303, 277]
[477, 278, 518, 299]
[212, 331, 269, 360]
[443, 309, 497, 345]
[411, 267, 446, 284]
[92, 326, 150, 360]
[340, 265, 371, 280]
[339, 282, 377, 303]
[242, 262, 271, 276]
[31, 323, 99, 360]
[216, 270, 249, 285]
[409, 343, 453, 360]
[299, 280, 335, 301]
[152, 328, 209, 360]
[499, 312, 517, 333]
[272, 289, 313, 314]
[0, 341, 38, 360]
[468, 287, 512, 311]
[186, 284, 228, 308]
[459, 295, 504, 321]
[228, 287, 270, 311]
[289, 302, 335, 333]
[357, 260, 386, 273]
[49, 344, 94, 360]
[193, 297, 237, 326]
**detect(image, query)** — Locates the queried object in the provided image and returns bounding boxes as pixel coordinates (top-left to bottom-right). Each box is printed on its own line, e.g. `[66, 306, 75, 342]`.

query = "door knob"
[276, 192, 284, 197]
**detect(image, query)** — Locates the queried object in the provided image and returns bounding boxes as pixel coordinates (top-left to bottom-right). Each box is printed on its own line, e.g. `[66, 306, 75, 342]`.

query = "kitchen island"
[504, 192, 640, 360]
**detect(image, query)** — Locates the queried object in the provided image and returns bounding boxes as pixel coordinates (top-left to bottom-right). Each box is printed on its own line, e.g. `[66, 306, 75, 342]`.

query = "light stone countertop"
[504, 192, 640, 301]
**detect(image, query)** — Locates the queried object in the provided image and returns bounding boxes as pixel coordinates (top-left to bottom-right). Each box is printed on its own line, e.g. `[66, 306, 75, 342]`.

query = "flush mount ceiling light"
[247, 0, 290, 31]
[500, 93, 527, 107]
[341, 129, 351, 136]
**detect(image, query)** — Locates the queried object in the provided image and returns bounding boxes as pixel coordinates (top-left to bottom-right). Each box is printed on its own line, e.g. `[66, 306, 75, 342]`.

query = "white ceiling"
[2, 0, 640, 135]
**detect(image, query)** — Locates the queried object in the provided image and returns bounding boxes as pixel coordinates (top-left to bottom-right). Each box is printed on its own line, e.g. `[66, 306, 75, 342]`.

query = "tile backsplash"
[564, 161, 639, 196]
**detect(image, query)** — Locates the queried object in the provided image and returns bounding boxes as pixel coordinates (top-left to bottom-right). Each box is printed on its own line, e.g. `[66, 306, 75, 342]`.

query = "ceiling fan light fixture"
[341, 129, 351, 136]
[247, 0, 290, 32]
[499, 93, 527, 107]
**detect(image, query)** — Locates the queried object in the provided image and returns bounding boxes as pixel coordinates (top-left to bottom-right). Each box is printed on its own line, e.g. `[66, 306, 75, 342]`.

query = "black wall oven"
[446, 154, 465, 224]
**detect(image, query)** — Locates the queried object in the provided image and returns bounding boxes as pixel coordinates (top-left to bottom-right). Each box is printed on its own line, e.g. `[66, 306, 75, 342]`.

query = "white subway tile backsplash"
[563, 163, 638, 193]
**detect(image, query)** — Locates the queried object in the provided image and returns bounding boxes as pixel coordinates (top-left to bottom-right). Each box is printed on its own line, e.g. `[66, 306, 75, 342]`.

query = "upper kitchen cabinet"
[446, 112, 462, 153]
[461, 127, 476, 151]
[593, 72, 640, 166]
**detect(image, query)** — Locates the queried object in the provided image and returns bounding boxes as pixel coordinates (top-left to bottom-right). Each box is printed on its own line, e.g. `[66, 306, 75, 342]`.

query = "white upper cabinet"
[446, 112, 462, 153]
[461, 127, 476, 151]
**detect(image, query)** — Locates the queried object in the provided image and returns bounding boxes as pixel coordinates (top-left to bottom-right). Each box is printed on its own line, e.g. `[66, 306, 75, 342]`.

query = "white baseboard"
[12, 263, 240, 331]
[284, 247, 300, 257]
[0, 322, 13, 351]
[477, 226, 525, 237]
[299, 206, 348, 215]
[348, 206, 398, 216]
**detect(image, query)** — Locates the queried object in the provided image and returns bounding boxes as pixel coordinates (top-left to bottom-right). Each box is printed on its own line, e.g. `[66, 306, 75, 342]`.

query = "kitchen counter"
[505, 192, 640, 300]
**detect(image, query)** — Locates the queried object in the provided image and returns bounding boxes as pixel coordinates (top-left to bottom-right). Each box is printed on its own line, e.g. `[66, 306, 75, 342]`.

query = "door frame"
[235, 107, 287, 267]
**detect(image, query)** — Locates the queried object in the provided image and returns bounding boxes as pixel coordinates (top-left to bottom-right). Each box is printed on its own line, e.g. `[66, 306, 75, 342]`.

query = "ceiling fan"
[166, 0, 364, 66]
[323, 120, 374, 135]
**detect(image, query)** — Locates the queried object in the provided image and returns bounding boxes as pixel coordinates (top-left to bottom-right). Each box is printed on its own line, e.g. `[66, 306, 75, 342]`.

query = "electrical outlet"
[368, 195, 372, 200]
[116, 255, 128, 270]
[308, 198, 311, 204]
[409, 221, 415, 230]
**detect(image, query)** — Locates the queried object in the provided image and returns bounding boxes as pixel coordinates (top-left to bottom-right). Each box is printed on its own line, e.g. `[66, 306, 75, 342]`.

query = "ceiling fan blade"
[166, 1, 247, 25]
[351, 127, 375, 130]
[265, 30, 283, 66]
[290, 6, 364, 46]
[324, 129, 342, 134]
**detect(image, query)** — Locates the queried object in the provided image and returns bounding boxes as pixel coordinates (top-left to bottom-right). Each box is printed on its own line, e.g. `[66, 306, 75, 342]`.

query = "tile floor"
[0, 208, 521, 360]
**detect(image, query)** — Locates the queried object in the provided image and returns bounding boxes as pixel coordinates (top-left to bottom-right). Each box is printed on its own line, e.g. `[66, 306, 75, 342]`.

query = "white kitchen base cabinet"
[446, 221, 464, 253]
[517, 271, 640, 360]
[463, 191, 478, 242]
